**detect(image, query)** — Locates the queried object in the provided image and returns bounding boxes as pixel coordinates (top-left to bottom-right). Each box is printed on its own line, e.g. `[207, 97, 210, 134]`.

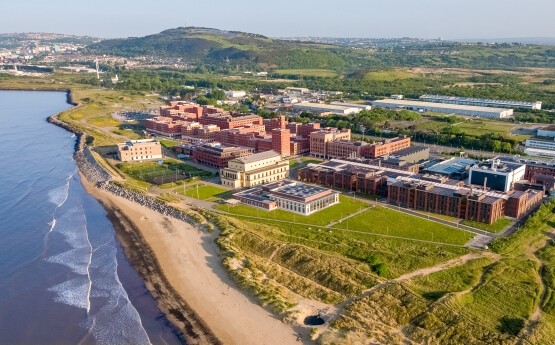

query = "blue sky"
[1, 0, 554, 39]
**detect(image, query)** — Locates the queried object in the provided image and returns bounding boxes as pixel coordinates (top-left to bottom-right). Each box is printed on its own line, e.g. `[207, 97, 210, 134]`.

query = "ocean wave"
[48, 276, 90, 311]
[48, 218, 56, 232]
[85, 235, 152, 345]
[48, 181, 70, 208]
[46, 247, 91, 275]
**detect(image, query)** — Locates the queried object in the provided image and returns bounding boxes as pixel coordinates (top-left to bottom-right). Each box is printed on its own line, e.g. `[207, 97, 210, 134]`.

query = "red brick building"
[361, 136, 412, 159]
[271, 128, 291, 157]
[144, 116, 186, 137]
[199, 114, 263, 130]
[387, 178, 506, 224]
[297, 161, 390, 196]
[160, 102, 224, 121]
[264, 115, 287, 132]
[192, 143, 253, 169]
[288, 122, 321, 138]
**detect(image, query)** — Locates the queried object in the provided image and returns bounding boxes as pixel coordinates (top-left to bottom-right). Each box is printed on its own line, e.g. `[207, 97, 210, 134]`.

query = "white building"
[372, 99, 513, 118]
[225, 90, 247, 98]
[293, 102, 362, 115]
[525, 138, 555, 158]
[419, 94, 542, 110]
[220, 150, 289, 188]
[233, 180, 339, 215]
[330, 102, 372, 111]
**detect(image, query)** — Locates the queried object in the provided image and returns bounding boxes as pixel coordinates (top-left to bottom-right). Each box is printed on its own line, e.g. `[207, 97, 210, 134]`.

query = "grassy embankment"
[316, 200, 555, 344]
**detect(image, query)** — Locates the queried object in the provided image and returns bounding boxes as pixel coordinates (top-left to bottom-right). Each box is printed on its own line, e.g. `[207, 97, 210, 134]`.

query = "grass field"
[334, 207, 472, 245]
[87, 116, 120, 127]
[273, 69, 338, 78]
[462, 217, 512, 233]
[364, 69, 414, 81]
[117, 160, 212, 184]
[217, 195, 368, 226]
[176, 184, 228, 201]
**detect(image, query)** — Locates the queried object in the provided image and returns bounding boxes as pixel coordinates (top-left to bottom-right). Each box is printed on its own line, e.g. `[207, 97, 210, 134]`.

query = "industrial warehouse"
[419, 94, 542, 110]
[371, 99, 514, 118]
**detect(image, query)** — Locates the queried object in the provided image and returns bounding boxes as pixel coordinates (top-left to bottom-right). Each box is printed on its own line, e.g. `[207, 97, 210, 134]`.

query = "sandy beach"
[80, 176, 305, 345]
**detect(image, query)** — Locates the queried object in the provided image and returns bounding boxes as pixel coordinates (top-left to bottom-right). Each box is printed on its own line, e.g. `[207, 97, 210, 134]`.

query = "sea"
[0, 90, 183, 345]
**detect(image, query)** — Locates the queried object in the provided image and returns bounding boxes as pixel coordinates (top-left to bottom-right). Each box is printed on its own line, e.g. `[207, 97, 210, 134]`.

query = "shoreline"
[81, 175, 220, 345]
[45, 92, 304, 344]
[42, 94, 222, 344]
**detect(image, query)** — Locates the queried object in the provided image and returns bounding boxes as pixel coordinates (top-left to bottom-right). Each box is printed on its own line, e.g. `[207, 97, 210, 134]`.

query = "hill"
[86, 27, 347, 70]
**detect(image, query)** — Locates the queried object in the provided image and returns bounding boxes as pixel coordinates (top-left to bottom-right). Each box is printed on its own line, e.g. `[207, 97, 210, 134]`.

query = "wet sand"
[80, 176, 304, 345]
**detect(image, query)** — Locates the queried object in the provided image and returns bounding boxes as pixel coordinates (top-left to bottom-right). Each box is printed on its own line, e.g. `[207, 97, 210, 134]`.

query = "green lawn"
[364, 69, 414, 81]
[87, 116, 121, 127]
[335, 207, 473, 245]
[117, 160, 212, 183]
[176, 184, 228, 201]
[462, 217, 512, 233]
[217, 195, 368, 226]
[159, 139, 179, 149]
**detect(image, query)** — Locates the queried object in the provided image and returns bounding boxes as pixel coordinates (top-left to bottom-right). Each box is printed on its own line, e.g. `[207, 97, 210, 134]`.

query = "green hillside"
[86, 27, 346, 69]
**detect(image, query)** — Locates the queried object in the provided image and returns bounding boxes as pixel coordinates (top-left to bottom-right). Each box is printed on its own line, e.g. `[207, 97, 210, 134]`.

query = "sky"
[1, 0, 554, 39]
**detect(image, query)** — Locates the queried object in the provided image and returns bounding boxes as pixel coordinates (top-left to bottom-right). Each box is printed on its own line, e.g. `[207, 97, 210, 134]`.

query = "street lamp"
[360, 125, 366, 142]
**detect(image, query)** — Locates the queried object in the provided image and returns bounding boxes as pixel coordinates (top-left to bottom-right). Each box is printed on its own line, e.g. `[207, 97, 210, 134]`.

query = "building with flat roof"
[192, 143, 253, 169]
[372, 99, 513, 118]
[387, 146, 430, 163]
[419, 94, 542, 110]
[537, 126, 555, 138]
[220, 150, 289, 188]
[361, 136, 412, 159]
[330, 102, 372, 111]
[116, 139, 163, 162]
[469, 160, 526, 193]
[233, 180, 339, 215]
[293, 102, 362, 115]
[145, 116, 186, 137]
[199, 113, 263, 129]
[388, 176, 507, 224]
[309, 128, 352, 158]
[424, 157, 480, 180]
[525, 138, 555, 157]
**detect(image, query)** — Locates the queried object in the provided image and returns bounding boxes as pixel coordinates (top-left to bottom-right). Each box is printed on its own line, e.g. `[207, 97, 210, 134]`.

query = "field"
[462, 217, 512, 233]
[117, 160, 212, 184]
[364, 69, 415, 81]
[217, 195, 368, 226]
[273, 69, 338, 78]
[334, 207, 472, 245]
[176, 184, 228, 201]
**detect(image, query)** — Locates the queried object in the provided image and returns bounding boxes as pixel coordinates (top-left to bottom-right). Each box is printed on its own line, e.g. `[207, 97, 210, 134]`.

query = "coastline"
[44, 97, 222, 344]
[80, 175, 220, 345]
[46, 92, 305, 345]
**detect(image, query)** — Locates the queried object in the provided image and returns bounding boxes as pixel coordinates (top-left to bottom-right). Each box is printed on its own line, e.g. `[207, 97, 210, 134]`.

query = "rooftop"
[293, 102, 359, 111]
[372, 99, 510, 113]
[425, 157, 479, 175]
[235, 150, 281, 163]
[117, 139, 160, 148]
[268, 181, 330, 200]
[420, 94, 541, 107]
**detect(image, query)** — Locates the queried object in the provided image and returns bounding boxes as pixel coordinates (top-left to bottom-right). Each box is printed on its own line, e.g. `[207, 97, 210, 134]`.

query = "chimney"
[483, 177, 487, 191]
